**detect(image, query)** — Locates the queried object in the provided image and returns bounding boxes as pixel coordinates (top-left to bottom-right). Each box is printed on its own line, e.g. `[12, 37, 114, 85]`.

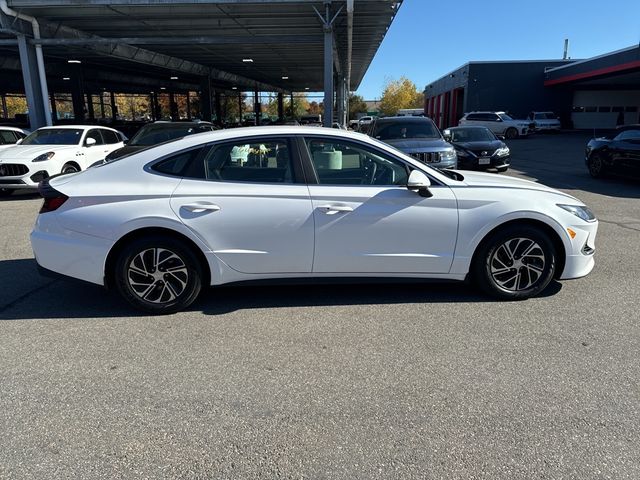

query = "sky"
[355, 0, 640, 100]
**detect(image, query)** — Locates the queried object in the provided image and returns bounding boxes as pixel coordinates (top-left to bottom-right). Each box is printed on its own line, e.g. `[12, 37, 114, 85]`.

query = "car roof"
[373, 116, 431, 122]
[37, 125, 118, 132]
[0, 126, 26, 132]
[448, 125, 491, 130]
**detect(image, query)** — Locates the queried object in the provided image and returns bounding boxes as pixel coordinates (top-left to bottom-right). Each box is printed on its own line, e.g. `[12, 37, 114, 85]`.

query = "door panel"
[309, 185, 458, 273]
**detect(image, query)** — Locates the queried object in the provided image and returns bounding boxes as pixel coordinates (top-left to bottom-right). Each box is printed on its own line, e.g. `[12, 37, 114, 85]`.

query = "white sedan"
[31, 126, 598, 313]
[0, 125, 124, 196]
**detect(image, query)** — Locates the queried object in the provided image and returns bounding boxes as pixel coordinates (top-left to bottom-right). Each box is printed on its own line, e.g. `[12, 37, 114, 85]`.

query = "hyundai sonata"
[31, 126, 598, 313]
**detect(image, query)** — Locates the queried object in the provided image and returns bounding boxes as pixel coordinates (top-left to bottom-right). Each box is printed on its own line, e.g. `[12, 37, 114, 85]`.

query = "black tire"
[61, 163, 79, 174]
[505, 127, 518, 140]
[114, 236, 203, 314]
[472, 225, 556, 300]
[587, 153, 606, 178]
[0, 188, 14, 197]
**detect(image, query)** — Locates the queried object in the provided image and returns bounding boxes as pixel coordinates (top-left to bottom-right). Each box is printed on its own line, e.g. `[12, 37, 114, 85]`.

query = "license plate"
[479, 157, 491, 165]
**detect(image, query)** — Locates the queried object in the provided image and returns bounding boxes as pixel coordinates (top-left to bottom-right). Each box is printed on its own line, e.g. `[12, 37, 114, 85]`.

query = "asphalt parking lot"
[1, 132, 639, 479]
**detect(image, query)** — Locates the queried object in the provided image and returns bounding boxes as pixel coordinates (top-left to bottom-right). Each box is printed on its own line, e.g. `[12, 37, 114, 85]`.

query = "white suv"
[459, 111, 533, 139]
[528, 111, 561, 132]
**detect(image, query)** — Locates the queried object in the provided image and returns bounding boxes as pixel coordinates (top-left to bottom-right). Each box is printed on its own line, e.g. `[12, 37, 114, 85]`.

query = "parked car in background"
[0, 125, 124, 196]
[459, 111, 534, 139]
[31, 126, 598, 313]
[357, 116, 375, 133]
[443, 126, 510, 172]
[585, 124, 640, 178]
[0, 126, 28, 149]
[368, 116, 457, 169]
[528, 111, 561, 132]
[104, 121, 217, 162]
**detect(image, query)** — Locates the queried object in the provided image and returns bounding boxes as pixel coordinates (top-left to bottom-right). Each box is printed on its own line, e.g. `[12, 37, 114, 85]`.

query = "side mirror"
[85, 137, 97, 147]
[497, 134, 506, 140]
[16, 138, 23, 145]
[442, 129, 452, 141]
[122, 139, 129, 145]
[407, 170, 433, 198]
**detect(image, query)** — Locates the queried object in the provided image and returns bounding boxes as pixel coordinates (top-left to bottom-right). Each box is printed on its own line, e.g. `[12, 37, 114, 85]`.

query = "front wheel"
[61, 163, 79, 174]
[472, 225, 556, 300]
[114, 236, 203, 314]
[587, 153, 606, 178]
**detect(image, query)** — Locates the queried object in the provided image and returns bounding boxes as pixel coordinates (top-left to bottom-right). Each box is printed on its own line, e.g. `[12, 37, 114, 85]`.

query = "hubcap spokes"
[127, 248, 188, 304]
[490, 238, 545, 291]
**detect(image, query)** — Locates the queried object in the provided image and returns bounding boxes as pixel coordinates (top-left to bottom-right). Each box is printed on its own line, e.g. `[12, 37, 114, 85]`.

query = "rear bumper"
[31, 221, 112, 286]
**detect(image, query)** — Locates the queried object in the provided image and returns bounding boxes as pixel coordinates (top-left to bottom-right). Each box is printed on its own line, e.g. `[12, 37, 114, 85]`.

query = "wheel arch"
[61, 160, 81, 172]
[469, 218, 566, 280]
[104, 226, 211, 290]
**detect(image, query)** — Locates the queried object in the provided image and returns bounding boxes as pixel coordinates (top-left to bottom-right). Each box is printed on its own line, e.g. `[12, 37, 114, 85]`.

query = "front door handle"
[318, 204, 353, 215]
[182, 203, 221, 213]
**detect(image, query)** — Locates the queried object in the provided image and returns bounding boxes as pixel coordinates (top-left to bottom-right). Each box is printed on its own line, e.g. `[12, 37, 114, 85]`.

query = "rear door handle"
[318, 204, 353, 215]
[182, 203, 221, 213]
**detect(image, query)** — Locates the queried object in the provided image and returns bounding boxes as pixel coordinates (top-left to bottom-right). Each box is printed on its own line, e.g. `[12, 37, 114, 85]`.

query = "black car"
[585, 125, 640, 178]
[442, 126, 510, 172]
[104, 121, 218, 162]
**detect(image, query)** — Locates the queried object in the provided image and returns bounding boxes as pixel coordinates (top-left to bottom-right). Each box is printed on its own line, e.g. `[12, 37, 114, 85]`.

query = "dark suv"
[367, 116, 457, 169]
[105, 121, 217, 161]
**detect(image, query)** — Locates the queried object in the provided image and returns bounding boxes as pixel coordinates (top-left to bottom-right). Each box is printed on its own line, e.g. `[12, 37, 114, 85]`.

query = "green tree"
[378, 76, 423, 116]
[348, 93, 368, 119]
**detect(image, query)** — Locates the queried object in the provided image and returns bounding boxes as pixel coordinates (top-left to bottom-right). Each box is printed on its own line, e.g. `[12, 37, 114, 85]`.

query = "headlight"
[454, 148, 469, 158]
[32, 152, 55, 162]
[495, 147, 510, 157]
[440, 149, 457, 161]
[557, 204, 596, 222]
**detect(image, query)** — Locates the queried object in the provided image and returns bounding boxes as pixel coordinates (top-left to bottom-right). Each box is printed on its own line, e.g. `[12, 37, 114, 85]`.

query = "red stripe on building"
[544, 60, 640, 86]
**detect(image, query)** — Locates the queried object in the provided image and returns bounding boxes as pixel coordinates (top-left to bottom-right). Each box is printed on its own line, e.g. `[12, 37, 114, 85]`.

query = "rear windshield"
[21, 128, 83, 145]
[129, 124, 213, 146]
[373, 121, 440, 140]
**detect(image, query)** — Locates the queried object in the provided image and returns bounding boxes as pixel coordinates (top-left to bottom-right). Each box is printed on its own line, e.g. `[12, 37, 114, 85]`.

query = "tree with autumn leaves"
[378, 76, 424, 116]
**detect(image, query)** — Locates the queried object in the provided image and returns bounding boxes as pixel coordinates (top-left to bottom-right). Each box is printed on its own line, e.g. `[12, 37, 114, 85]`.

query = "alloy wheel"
[127, 247, 189, 304]
[489, 237, 546, 291]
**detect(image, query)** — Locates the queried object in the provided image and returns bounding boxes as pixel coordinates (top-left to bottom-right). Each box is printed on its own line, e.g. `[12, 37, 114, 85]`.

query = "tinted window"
[152, 147, 206, 177]
[614, 129, 640, 141]
[204, 139, 293, 183]
[85, 129, 105, 145]
[372, 120, 440, 140]
[130, 124, 214, 146]
[305, 138, 409, 186]
[0, 130, 18, 144]
[100, 129, 120, 144]
[21, 128, 83, 145]
[451, 128, 496, 142]
[465, 114, 480, 121]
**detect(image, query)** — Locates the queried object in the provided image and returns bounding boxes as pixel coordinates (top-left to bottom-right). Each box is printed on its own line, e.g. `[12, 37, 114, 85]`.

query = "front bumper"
[0, 161, 52, 189]
[458, 154, 510, 170]
[558, 219, 598, 280]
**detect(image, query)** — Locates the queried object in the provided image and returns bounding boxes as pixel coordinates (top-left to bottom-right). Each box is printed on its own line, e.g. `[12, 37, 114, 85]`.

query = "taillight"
[38, 179, 68, 213]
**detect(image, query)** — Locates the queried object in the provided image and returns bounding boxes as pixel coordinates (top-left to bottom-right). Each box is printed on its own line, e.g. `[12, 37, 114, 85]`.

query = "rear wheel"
[0, 188, 14, 197]
[114, 236, 203, 314]
[472, 225, 556, 300]
[505, 127, 518, 140]
[587, 153, 606, 178]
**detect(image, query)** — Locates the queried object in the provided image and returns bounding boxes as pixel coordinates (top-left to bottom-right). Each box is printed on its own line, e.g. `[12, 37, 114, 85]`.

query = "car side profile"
[31, 126, 598, 314]
[528, 111, 561, 132]
[0, 125, 124, 196]
[585, 124, 640, 178]
[459, 111, 534, 139]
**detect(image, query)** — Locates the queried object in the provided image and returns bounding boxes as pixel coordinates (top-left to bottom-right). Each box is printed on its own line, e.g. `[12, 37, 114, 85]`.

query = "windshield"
[498, 113, 514, 121]
[374, 121, 440, 140]
[129, 124, 212, 146]
[21, 128, 83, 145]
[451, 128, 496, 142]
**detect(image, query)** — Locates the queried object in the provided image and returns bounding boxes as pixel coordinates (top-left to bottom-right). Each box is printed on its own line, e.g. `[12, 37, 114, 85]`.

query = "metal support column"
[186, 91, 192, 120]
[49, 92, 57, 122]
[336, 75, 346, 127]
[16, 34, 47, 129]
[1, 94, 7, 119]
[290, 92, 294, 118]
[99, 93, 105, 119]
[214, 91, 222, 124]
[169, 92, 178, 120]
[200, 76, 212, 122]
[70, 63, 85, 121]
[314, 2, 342, 127]
[277, 93, 284, 120]
[86, 93, 94, 120]
[110, 91, 117, 121]
[238, 93, 243, 123]
[254, 90, 260, 126]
